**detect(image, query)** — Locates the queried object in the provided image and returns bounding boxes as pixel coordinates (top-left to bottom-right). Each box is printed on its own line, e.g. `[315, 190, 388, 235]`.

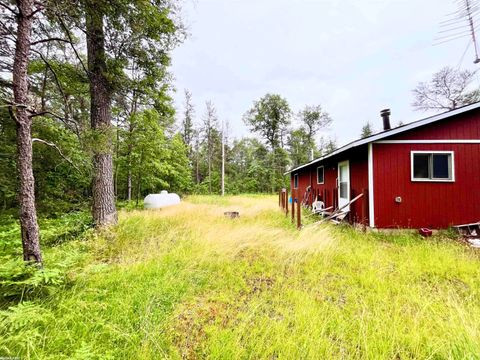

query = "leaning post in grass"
[297, 189, 301, 229]
[285, 189, 289, 216]
[291, 193, 295, 223]
[362, 188, 369, 226]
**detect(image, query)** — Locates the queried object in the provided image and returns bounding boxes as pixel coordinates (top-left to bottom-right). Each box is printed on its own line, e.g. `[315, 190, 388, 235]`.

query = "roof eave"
[284, 102, 480, 175]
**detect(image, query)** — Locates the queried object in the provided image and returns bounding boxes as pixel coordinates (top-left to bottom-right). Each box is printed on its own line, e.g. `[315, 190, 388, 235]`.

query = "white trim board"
[285, 102, 480, 174]
[368, 143, 375, 228]
[376, 140, 480, 144]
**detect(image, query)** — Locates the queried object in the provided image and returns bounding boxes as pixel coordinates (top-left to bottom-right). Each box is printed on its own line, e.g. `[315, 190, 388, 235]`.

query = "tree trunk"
[86, 2, 117, 227]
[135, 150, 143, 206]
[195, 143, 200, 184]
[208, 155, 212, 194]
[12, 0, 42, 264]
[127, 167, 132, 201]
[126, 97, 136, 202]
[114, 118, 120, 198]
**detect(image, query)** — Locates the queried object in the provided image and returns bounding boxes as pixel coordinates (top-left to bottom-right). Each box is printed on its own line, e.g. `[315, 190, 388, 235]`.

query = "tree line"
[179, 91, 336, 195]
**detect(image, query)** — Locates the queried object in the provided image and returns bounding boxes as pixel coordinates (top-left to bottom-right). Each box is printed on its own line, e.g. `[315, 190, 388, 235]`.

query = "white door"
[338, 160, 350, 210]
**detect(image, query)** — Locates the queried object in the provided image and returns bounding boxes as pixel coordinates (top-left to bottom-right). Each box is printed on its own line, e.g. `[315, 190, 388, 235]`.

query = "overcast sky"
[170, 0, 480, 146]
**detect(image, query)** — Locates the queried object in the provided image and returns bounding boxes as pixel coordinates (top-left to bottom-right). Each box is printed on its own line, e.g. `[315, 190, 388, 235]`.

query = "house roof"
[285, 101, 480, 174]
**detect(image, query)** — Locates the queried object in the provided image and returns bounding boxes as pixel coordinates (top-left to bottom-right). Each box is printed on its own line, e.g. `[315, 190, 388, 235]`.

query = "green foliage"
[287, 128, 312, 167]
[0, 109, 18, 210]
[360, 121, 373, 138]
[0, 258, 65, 301]
[32, 118, 91, 214]
[0, 302, 54, 355]
[115, 109, 193, 200]
[243, 93, 291, 149]
[227, 138, 271, 193]
[297, 104, 332, 139]
[0, 210, 91, 304]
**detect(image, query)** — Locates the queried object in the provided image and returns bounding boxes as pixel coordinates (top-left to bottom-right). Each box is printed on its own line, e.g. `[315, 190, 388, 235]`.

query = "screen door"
[338, 160, 350, 210]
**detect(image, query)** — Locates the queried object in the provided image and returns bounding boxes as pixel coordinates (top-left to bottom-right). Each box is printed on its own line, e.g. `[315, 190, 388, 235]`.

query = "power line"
[456, 40, 472, 69]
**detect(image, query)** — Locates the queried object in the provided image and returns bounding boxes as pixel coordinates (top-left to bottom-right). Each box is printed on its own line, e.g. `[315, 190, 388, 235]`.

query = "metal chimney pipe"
[380, 109, 391, 131]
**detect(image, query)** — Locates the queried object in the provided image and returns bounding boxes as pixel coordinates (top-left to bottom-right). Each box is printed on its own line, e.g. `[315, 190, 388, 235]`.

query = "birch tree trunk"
[12, 0, 42, 263]
[86, 2, 117, 226]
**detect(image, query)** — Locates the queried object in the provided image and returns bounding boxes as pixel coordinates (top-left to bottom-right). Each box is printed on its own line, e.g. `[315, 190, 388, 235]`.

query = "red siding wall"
[394, 111, 480, 140]
[373, 110, 480, 228]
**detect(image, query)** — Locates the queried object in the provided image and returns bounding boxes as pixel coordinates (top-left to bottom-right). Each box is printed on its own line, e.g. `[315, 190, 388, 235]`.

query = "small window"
[317, 166, 324, 184]
[293, 174, 298, 189]
[411, 151, 454, 181]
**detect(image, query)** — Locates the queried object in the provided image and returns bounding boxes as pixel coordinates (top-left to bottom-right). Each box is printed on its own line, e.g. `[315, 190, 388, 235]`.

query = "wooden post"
[349, 189, 356, 223]
[297, 190, 301, 229]
[334, 187, 338, 210]
[285, 189, 288, 216]
[279, 190, 281, 207]
[291, 194, 295, 223]
[362, 188, 369, 226]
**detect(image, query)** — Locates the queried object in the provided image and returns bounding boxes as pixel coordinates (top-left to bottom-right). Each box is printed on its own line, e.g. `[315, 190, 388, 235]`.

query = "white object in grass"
[144, 190, 180, 209]
[468, 239, 480, 248]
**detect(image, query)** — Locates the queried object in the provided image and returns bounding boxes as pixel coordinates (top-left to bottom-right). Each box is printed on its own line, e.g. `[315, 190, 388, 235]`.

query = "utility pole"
[221, 119, 225, 196]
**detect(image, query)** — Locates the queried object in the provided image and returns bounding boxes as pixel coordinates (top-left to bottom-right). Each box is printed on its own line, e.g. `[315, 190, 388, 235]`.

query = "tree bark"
[86, 1, 117, 227]
[12, 0, 42, 263]
[126, 95, 137, 202]
[127, 168, 132, 201]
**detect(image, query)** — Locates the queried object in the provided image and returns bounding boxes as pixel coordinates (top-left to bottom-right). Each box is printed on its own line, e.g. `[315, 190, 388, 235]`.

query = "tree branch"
[7, 105, 18, 124]
[31, 37, 71, 46]
[31, 48, 69, 106]
[32, 137, 81, 172]
[29, 110, 81, 141]
[0, 2, 18, 15]
[55, 13, 89, 75]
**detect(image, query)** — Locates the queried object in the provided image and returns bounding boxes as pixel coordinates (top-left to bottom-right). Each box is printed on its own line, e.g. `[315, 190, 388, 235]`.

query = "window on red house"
[411, 151, 454, 181]
[317, 166, 324, 184]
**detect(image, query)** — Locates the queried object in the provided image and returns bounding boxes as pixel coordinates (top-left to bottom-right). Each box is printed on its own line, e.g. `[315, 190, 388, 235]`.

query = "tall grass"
[1, 195, 479, 359]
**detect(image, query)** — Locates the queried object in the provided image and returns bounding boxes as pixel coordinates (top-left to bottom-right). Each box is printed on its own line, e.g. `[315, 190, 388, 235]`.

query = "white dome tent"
[144, 190, 180, 209]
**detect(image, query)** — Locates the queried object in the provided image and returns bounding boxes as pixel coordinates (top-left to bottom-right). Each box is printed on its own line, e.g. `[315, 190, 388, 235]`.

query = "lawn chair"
[312, 200, 333, 216]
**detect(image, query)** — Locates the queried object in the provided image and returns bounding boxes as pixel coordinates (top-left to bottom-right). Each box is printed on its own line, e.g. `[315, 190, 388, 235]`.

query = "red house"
[286, 103, 480, 229]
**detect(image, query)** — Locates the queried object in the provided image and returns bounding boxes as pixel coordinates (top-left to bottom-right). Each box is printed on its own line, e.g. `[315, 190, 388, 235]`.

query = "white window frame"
[410, 151, 455, 182]
[293, 173, 299, 189]
[316, 166, 324, 184]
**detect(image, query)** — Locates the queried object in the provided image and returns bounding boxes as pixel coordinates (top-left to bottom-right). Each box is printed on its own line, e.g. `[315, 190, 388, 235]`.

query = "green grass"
[1, 196, 480, 359]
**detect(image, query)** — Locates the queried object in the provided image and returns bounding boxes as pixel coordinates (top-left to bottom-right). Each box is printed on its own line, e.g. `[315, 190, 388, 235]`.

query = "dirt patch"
[173, 297, 234, 359]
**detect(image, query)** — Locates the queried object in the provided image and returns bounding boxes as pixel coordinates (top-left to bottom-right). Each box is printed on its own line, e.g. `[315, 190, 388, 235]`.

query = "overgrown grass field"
[1, 195, 480, 359]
